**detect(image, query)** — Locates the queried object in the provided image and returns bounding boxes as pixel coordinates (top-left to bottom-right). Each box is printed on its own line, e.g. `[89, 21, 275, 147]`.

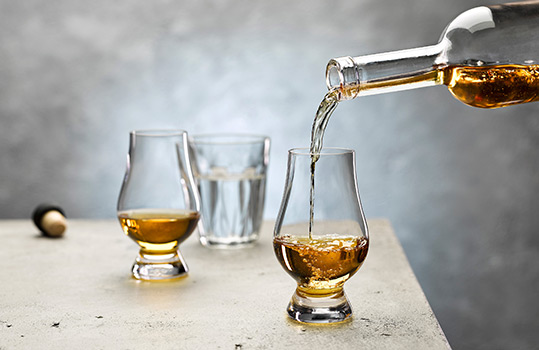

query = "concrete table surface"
[0, 219, 450, 349]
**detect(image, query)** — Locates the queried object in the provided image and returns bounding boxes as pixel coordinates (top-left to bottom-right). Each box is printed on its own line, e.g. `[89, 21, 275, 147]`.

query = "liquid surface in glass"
[118, 209, 200, 253]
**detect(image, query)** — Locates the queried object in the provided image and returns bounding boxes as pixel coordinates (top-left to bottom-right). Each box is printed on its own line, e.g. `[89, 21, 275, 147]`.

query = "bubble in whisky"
[118, 209, 200, 254]
[443, 64, 539, 108]
[273, 235, 368, 292]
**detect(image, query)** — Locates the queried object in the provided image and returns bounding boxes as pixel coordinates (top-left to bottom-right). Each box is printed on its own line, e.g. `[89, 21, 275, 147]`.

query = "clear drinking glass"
[189, 134, 270, 248]
[273, 148, 369, 323]
[117, 130, 201, 280]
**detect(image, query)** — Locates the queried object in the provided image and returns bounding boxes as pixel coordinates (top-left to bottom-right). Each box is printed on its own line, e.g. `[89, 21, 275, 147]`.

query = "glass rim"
[190, 133, 270, 145]
[130, 129, 187, 137]
[289, 147, 355, 156]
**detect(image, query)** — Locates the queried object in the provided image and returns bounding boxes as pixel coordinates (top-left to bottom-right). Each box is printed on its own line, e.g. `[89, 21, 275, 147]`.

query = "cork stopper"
[32, 204, 67, 237]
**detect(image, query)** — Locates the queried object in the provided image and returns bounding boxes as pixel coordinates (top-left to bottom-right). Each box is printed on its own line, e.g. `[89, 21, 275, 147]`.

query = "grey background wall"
[1, 0, 538, 348]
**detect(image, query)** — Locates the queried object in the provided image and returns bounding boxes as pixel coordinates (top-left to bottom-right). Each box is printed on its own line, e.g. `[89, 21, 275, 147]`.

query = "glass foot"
[132, 250, 188, 281]
[287, 287, 352, 324]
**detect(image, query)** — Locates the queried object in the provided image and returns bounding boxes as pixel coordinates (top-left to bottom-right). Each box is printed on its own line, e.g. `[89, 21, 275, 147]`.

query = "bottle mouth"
[325, 57, 361, 100]
[326, 61, 342, 90]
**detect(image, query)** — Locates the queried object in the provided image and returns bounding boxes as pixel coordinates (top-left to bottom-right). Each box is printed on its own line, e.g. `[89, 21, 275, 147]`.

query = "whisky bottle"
[326, 1, 539, 108]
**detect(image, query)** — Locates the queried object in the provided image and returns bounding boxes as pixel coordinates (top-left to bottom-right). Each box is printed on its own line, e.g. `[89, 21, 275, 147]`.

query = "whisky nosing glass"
[117, 130, 200, 280]
[274, 148, 369, 323]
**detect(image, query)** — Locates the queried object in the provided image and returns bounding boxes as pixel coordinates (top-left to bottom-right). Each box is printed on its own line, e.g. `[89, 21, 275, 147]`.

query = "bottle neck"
[326, 44, 446, 100]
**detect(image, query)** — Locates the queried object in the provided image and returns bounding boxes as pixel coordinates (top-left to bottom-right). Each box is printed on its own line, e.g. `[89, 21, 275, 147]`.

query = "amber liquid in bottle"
[118, 209, 200, 254]
[274, 235, 369, 294]
[441, 64, 539, 108]
[342, 64, 539, 109]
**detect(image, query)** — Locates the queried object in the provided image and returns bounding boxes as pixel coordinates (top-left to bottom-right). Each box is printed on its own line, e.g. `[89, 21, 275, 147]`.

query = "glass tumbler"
[189, 134, 270, 248]
[273, 148, 369, 323]
[117, 130, 201, 280]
